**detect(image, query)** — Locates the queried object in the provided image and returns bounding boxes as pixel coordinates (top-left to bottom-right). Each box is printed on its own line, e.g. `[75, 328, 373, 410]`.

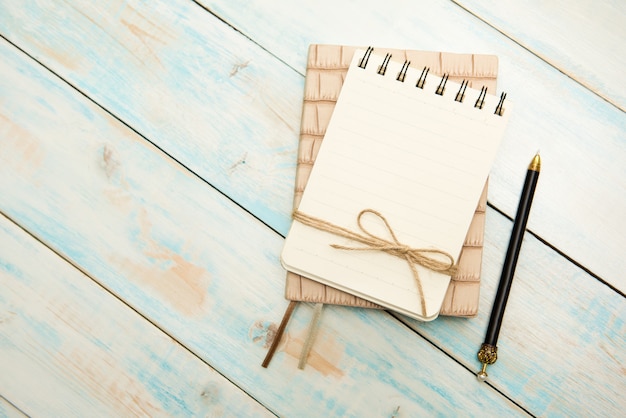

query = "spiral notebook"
[281, 48, 511, 321]
[286, 44, 497, 318]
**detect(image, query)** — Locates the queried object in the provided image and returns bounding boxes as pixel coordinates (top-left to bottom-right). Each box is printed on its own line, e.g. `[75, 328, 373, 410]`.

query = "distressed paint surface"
[0, 0, 302, 236]
[0, 0, 624, 416]
[0, 396, 27, 418]
[453, 0, 626, 110]
[0, 214, 274, 417]
[404, 206, 626, 416]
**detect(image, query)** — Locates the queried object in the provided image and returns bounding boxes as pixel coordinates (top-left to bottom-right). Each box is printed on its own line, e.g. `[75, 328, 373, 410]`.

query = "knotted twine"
[292, 209, 458, 317]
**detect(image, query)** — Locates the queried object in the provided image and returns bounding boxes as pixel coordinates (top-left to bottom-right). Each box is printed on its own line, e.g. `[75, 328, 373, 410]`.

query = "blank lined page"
[281, 49, 511, 320]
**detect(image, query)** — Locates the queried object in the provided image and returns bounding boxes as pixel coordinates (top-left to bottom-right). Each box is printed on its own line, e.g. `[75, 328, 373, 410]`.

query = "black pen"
[477, 153, 541, 381]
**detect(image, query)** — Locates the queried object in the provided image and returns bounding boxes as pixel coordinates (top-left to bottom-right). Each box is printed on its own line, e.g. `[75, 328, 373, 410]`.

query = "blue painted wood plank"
[0, 37, 526, 416]
[0, 215, 274, 416]
[405, 206, 626, 416]
[453, 0, 626, 111]
[0, 0, 302, 236]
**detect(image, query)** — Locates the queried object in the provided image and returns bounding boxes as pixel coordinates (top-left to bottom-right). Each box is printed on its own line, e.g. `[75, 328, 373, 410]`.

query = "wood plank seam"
[390, 311, 535, 416]
[448, 0, 625, 113]
[486, 201, 625, 299]
[0, 395, 28, 418]
[189, 0, 306, 77]
[0, 208, 520, 414]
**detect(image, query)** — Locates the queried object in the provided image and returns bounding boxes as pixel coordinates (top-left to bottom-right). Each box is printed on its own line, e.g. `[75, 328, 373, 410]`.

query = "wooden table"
[1, 1, 624, 416]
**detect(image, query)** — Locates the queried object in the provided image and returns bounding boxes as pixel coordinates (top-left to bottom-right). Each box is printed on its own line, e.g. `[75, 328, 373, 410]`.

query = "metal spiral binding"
[357, 48, 507, 116]
[474, 86, 487, 109]
[455, 80, 468, 102]
[416, 66, 429, 89]
[358, 46, 374, 69]
[494, 92, 507, 116]
[396, 60, 410, 82]
[436, 74, 449, 95]
[377, 53, 392, 75]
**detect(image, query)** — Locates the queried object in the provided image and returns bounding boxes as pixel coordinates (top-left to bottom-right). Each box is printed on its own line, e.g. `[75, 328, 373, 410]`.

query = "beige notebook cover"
[285, 44, 498, 317]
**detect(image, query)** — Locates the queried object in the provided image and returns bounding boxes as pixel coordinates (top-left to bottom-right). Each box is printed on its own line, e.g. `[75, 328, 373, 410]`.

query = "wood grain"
[196, 0, 626, 293]
[0, 0, 302, 236]
[0, 213, 274, 417]
[0, 396, 27, 418]
[0, 37, 525, 416]
[453, 0, 626, 111]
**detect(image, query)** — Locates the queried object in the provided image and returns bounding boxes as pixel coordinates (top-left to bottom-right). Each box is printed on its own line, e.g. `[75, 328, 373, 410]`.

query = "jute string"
[292, 209, 458, 317]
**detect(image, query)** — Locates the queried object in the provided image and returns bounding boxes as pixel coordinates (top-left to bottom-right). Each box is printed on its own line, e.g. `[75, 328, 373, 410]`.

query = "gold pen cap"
[528, 152, 541, 172]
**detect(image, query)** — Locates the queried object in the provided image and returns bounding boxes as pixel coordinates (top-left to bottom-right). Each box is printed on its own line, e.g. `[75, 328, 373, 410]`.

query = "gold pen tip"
[529, 152, 541, 171]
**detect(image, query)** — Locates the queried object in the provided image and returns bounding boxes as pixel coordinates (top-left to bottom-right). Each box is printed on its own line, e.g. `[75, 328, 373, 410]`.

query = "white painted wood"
[0, 0, 303, 236]
[0, 396, 27, 418]
[0, 37, 526, 416]
[0, 215, 273, 417]
[195, 0, 626, 292]
[453, 0, 626, 111]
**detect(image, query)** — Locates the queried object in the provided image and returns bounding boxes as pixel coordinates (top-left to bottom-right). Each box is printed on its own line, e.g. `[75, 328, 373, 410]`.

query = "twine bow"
[292, 209, 458, 317]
